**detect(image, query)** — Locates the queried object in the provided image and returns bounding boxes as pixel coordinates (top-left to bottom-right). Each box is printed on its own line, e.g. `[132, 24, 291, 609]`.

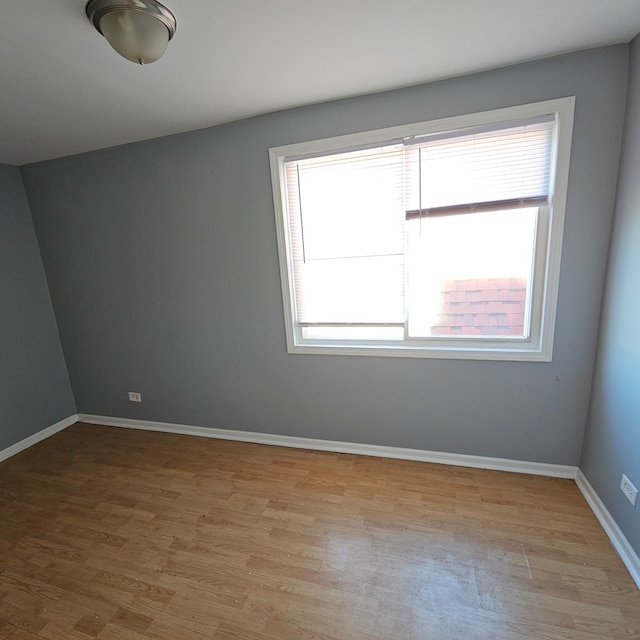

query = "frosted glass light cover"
[99, 9, 169, 64]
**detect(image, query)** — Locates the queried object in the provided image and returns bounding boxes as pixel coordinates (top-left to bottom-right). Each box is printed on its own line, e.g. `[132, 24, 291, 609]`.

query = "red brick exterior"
[430, 278, 527, 336]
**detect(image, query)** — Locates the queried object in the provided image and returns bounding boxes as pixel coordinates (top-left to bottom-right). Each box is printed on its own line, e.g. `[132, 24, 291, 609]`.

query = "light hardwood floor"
[0, 422, 639, 639]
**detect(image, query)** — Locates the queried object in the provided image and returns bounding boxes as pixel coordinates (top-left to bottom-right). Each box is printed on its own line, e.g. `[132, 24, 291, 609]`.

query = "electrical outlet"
[620, 474, 638, 507]
[128, 391, 142, 403]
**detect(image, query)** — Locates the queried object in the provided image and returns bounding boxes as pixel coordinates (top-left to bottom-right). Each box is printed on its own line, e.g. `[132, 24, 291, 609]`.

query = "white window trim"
[269, 97, 575, 361]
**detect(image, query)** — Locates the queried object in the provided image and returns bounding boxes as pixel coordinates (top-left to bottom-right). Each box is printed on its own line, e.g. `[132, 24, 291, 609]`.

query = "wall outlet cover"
[128, 392, 142, 402]
[621, 474, 638, 507]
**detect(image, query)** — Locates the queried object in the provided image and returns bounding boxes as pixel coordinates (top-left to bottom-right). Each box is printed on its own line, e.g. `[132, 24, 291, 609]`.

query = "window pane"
[295, 147, 405, 260]
[286, 145, 405, 324]
[295, 255, 404, 324]
[406, 209, 537, 338]
[405, 120, 553, 212]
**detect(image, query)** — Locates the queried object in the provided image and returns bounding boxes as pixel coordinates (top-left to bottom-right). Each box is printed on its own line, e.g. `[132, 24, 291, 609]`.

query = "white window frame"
[269, 97, 575, 361]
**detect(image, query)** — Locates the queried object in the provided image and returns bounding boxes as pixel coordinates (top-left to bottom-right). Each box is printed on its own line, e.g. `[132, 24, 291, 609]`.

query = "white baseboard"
[0, 414, 78, 463]
[575, 470, 640, 590]
[77, 413, 578, 479]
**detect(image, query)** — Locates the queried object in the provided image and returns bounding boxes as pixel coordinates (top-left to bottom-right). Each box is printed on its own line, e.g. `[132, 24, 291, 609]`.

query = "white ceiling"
[2, 0, 640, 166]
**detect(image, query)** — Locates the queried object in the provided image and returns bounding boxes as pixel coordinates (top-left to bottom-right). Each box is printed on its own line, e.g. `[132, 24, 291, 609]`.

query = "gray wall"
[22, 46, 628, 465]
[581, 37, 640, 554]
[0, 164, 75, 450]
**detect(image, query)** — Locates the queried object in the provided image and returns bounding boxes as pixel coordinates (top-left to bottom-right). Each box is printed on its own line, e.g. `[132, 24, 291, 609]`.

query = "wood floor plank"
[1, 422, 639, 639]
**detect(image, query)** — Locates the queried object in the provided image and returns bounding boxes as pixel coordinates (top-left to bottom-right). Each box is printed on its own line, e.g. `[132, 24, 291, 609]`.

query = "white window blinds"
[283, 115, 556, 328]
[285, 145, 405, 325]
[404, 117, 555, 217]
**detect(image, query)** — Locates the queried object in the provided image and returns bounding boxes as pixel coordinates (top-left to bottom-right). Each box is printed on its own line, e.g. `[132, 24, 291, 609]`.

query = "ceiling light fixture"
[86, 0, 177, 65]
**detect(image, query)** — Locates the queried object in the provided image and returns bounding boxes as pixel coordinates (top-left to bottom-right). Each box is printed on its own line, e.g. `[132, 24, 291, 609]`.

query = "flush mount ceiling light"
[86, 0, 177, 65]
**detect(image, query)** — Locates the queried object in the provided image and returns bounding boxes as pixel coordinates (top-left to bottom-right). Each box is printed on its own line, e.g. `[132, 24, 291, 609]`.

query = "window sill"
[286, 340, 552, 362]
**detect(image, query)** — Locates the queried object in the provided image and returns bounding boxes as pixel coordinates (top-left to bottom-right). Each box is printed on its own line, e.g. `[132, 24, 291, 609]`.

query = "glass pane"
[404, 121, 553, 212]
[296, 255, 404, 324]
[287, 145, 406, 325]
[407, 209, 537, 338]
[296, 147, 405, 260]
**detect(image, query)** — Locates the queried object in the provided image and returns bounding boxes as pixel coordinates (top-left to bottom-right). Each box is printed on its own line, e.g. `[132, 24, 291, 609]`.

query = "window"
[270, 98, 574, 360]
